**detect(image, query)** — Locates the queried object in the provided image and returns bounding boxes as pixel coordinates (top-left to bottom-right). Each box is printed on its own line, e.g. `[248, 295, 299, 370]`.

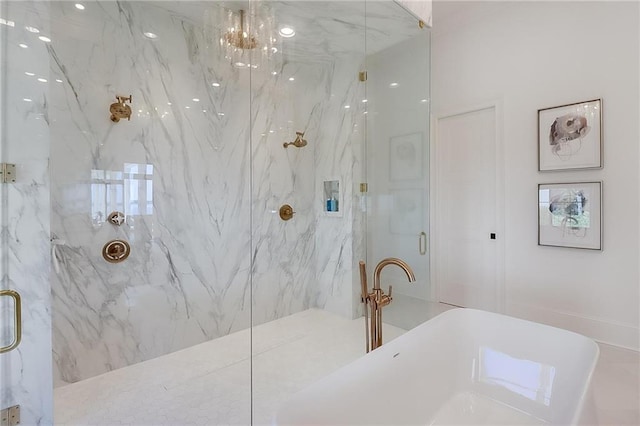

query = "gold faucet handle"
[116, 95, 132, 104]
[388, 285, 393, 299]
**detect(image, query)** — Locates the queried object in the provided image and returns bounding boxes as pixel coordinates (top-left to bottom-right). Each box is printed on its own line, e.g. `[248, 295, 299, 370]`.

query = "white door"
[435, 106, 500, 311]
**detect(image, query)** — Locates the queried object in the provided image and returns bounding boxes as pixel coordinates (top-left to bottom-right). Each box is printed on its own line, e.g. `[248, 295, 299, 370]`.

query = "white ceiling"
[49, 1, 425, 64]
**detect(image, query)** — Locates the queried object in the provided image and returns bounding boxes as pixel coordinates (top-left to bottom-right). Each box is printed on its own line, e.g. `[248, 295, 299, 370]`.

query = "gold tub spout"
[110, 95, 132, 122]
[360, 257, 416, 352]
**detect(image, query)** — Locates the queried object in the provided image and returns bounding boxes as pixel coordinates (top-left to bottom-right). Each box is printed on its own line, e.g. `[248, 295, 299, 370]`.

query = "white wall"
[432, 1, 639, 350]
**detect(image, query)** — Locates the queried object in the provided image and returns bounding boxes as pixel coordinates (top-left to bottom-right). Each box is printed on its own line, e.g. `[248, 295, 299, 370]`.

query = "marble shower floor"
[54, 308, 640, 426]
[54, 309, 407, 425]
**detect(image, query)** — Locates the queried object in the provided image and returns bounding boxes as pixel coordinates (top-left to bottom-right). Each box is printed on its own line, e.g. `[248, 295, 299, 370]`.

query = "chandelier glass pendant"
[208, 2, 282, 70]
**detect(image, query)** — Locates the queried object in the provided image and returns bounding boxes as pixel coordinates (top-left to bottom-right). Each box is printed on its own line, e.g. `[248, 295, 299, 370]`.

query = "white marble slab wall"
[49, 2, 254, 385]
[313, 57, 367, 319]
[249, 62, 320, 326]
[0, 1, 53, 424]
[251, 55, 366, 323]
[48, 1, 365, 384]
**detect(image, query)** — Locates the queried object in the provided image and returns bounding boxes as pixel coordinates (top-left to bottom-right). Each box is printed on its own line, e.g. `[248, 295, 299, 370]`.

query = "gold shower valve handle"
[108, 211, 125, 226]
[102, 239, 131, 263]
[279, 204, 296, 221]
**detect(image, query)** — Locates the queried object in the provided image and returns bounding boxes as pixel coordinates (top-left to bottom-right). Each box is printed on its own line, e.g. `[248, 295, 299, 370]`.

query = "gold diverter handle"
[0, 289, 22, 354]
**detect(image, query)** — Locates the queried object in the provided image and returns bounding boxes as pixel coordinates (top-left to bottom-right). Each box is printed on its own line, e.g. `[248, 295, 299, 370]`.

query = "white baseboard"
[507, 301, 639, 351]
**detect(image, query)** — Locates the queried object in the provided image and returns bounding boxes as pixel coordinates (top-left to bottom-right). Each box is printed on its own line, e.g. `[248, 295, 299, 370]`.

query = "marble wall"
[48, 1, 368, 384]
[0, 2, 53, 424]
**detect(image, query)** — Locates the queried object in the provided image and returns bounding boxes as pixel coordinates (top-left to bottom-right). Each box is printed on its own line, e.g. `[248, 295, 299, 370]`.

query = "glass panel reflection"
[479, 347, 556, 406]
[91, 163, 153, 225]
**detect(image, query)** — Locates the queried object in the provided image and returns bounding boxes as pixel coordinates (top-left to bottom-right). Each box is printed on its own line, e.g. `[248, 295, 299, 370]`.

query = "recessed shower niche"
[323, 179, 341, 216]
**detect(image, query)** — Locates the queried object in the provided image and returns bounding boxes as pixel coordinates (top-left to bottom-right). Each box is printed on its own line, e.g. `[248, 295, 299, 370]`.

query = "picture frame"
[538, 99, 602, 171]
[538, 182, 602, 250]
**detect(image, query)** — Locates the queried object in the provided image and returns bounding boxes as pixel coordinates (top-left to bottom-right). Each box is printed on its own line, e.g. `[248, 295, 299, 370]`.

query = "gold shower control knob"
[102, 240, 131, 263]
[108, 211, 125, 226]
[279, 204, 295, 221]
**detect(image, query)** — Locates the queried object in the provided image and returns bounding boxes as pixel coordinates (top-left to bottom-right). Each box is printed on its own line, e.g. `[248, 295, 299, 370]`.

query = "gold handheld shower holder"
[110, 95, 132, 122]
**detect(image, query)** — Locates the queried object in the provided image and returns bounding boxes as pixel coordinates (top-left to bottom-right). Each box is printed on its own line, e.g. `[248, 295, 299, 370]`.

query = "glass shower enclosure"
[0, 1, 430, 424]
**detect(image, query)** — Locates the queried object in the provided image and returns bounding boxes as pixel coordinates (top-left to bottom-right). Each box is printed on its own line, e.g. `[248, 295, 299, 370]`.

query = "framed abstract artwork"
[538, 182, 602, 250]
[538, 99, 602, 171]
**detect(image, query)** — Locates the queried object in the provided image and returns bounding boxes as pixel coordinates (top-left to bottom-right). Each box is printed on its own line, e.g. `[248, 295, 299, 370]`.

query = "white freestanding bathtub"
[275, 308, 599, 425]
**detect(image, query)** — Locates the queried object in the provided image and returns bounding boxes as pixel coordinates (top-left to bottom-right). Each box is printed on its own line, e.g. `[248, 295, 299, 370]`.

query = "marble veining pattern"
[49, 1, 256, 385]
[48, 0, 379, 384]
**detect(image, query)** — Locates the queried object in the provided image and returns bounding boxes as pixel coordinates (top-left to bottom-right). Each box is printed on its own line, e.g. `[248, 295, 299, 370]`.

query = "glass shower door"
[364, 5, 436, 330]
[0, 1, 54, 424]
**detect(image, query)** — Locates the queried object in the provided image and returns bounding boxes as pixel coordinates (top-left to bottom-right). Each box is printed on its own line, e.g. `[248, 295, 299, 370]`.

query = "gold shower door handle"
[0, 289, 22, 354]
[419, 232, 427, 255]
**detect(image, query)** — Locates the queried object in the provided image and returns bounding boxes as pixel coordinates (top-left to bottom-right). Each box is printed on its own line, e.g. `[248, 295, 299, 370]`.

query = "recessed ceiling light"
[202, 109, 207, 113]
[269, 130, 275, 133]
[212, 82, 220, 87]
[143, 32, 158, 39]
[75, 3, 85, 10]
[288, 77, 295, 81]
[23, 98, 32, 102]
[55, 79, 63, 83]
[420, 99, 428, 103]
[362, 99, 368, 103]
[185, 106, 190, 109]
[279, 26, 295, 38]
[25, 26, 40, 33]
[192, 98, 200, 102]
[24, 72, 35, 76]
[344, 105, 350, 109]
[389, 82, 399, 87]
[217, 112, 225, 116]
[18, 43, 28, 49]
[37, 78, 47, 83]
[38, 36, 51, 42]
[167, 102, 172, 105]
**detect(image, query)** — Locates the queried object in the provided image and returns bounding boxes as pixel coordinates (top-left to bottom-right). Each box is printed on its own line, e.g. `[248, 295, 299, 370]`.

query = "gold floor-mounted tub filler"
[359, 258, 415, 352]
[110, 95, 132, 122]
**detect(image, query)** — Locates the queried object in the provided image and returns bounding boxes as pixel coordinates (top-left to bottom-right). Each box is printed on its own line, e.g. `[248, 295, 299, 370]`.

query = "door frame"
[430, 99, 505, 313]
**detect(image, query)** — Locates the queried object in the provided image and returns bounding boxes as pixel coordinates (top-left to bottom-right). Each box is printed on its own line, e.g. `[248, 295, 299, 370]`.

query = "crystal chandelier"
[207, 2, 281, 70]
